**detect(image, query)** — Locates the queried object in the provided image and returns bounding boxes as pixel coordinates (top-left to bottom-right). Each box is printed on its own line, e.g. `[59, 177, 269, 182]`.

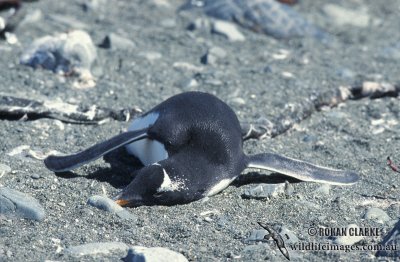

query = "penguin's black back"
[148, 92, 246, 178]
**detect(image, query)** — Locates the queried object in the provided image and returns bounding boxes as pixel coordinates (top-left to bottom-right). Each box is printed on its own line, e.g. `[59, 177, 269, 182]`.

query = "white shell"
[125, 112, 168, 166]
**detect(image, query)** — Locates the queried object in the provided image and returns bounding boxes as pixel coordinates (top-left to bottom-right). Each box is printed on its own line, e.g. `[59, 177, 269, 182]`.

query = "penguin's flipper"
[44, 129, 148, 172]
[246, 153, 359, 185]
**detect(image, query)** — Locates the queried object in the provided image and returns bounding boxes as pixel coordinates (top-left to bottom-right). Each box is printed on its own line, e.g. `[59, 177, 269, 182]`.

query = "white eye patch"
[157, 168, 185, 192]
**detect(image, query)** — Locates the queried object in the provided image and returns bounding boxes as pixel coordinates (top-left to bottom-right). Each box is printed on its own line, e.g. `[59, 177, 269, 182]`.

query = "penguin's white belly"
[125, 112, 168, 166]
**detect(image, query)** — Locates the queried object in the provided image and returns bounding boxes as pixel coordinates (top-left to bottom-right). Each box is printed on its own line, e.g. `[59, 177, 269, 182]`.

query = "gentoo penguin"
[44, 92, 359, 207]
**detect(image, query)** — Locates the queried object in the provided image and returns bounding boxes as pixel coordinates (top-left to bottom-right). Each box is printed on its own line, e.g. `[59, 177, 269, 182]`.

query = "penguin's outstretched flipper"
[44, 128, 148, 172]
[246, 153, 359, 185]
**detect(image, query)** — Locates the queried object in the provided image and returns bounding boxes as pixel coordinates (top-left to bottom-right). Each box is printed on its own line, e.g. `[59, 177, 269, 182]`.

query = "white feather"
[125, 112, 168, 165]
[206, 178, 236, 197]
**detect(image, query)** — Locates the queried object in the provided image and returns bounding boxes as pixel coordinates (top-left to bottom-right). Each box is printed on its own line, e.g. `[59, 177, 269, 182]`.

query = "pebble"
[363, 207, 391, 223]
[87, 195, 137, 221]
[125, 246, 188, 262]
[211, 20, 245, 41]
[334, 224, 364, 245]
[47, 14, 89, 29]
[242, 183, 285, 199]
[20, 9, 43, 27]
[201, 46, 227, 65]
[31, 174, 41, 179]
[313, 184, 330, 196]
[376, 220, 400, 257]
[0, 17, 5, 31]
[100, 33, 136, 51]
[83, 0, 107, 12]
[64, 242, 129, 257]
[0, 164, 11, 177]
[187, 18, 211, 31]
[0, 187, 45, 221]
[323, 4, 371, 28]
[139, 52, 162, 61]
[20, 30, 96, 83]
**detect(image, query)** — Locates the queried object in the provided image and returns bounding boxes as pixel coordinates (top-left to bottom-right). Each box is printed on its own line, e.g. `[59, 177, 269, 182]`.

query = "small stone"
[87, 195, 136, 221]
[31, 174, 41, 179]
[323, 4, 371, 28]
[20, 9, 43, 27]
[0, 164, 11, 177]
[0, 17, 5, 31]
[363, 207, 391, 223]
[334, 224, 364, 245]
[88, 195, 123, 213]
[0, 187, 45, 221]
[83, 0, 107, 12]
[376, 220, 400, 257]
[245, 229, 268, 242]
[64, 242, 129, 257]
[243, 183, 286, 199]
[313, 184, 330, 196]
[125, 246, 188, 262]
[160, 19, 176, 28]
[99, 33, 135, 51]
[139, 52, 162, 61]
[187, 18, 211, 31]
[201, 46, 227, 65]
[47, 14, 89, 29]
[211, 20, 245, 41]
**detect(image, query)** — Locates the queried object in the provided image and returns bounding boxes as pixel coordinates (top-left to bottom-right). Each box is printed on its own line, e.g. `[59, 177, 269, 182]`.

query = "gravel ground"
[0, 0, 399, 261]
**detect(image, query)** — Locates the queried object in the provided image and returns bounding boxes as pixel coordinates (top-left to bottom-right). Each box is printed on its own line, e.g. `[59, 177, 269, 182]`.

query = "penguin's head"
[114, 164, 188, 207]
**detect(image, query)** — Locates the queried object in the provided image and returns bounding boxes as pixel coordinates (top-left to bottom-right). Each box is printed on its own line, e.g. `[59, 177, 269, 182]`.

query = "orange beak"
[115, 199, 130, 206]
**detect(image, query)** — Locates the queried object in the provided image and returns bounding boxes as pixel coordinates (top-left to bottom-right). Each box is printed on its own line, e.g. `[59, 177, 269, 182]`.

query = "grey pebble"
[334, 224, 364, 245]
[31, 174, 41, 179]
[243, 183, 285, 199]
[313, 184, 330, 196]
[20, 9, 43, 27]
[187, 18, 211, 31]
[0, 187, 45, 221]
[201, 46, 227, 65]
[0, 164, 11, 176]
[363, 207, 391, 223]
[64, 242, 129, 257]
[211, 20, 245, 42]
[100, 33, 136, 51]
[47, 14, 89, 30]
[125, 246, 188, 262]
[376, 219, 400, 257]
[87, 195, 137, 221]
